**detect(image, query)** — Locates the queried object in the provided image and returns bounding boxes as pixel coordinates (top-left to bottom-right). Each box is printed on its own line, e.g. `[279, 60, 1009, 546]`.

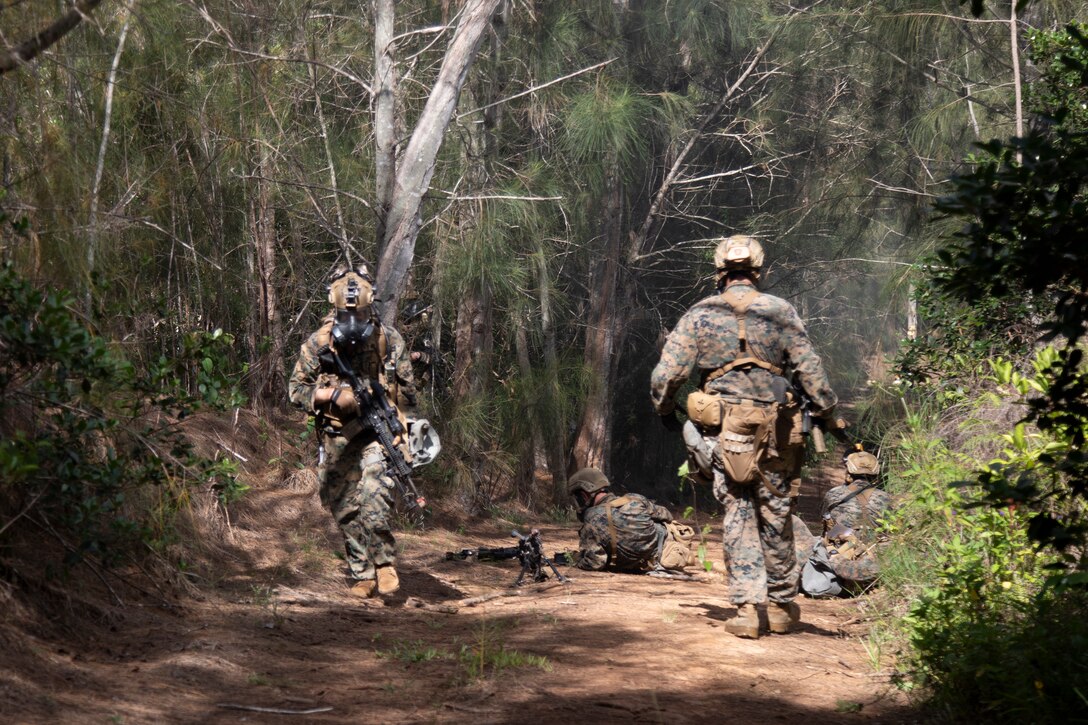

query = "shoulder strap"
[377, 322, 389, 360]
[604, 496, 632, 565]
[704, 287, 783, 384]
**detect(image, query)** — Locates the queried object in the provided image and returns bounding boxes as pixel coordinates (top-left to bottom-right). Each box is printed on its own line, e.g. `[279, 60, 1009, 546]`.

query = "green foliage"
[894, 275, 1036, 394]
[0, 262, 242, 568]
[874, 392, 1088, 722]
[925, 23, 1088, 556]
[148, 328, 248, 411]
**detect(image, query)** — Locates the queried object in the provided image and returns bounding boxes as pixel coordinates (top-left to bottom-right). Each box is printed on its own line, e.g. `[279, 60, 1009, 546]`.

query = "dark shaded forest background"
[4, 1, 1088, 721]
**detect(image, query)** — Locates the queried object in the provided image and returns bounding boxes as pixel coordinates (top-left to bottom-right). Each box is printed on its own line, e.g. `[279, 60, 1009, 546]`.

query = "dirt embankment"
[0, 412, 914, 724]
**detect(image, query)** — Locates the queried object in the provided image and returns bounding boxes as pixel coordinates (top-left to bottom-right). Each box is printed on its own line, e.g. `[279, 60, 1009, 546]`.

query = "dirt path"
[3, 511, 913, 725]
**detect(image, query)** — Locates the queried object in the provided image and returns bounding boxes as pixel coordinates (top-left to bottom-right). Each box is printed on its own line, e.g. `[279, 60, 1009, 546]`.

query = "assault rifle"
[446, 529, 570, 587]
[327, 346, 427, 515]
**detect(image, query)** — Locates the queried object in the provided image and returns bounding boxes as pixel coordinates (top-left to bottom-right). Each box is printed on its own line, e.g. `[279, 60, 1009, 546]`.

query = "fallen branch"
[217, 704, 333, 715]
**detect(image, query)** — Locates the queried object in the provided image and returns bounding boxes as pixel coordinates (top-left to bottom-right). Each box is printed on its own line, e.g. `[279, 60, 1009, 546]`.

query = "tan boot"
[767, 601, 800, 634]
[723, 603, 760, 639]
[349, 580, 378, 598]
[376, 565, 400, 595]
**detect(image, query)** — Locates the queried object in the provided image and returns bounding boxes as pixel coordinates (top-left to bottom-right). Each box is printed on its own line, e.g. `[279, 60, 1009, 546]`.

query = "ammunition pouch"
[686, 390, 724, 427]
[659, 521, 697, 570]
[777, 400, 805, 449]
[716, 400, 778, 486]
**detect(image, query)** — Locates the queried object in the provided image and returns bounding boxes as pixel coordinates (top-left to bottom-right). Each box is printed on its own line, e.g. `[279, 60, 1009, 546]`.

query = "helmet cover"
[845, 451, 879, 476]
[713, 235, 765, 273]
[328, 268, 374, 310]
[568, 468, 611, 497]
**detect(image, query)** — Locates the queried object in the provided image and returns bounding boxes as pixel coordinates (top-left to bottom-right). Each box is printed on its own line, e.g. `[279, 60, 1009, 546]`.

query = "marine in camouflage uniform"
[567, 468, 692, 573]
[288, 266, 418, 599]
[650, 235, 838, 638]
[821, 450, 891, 590]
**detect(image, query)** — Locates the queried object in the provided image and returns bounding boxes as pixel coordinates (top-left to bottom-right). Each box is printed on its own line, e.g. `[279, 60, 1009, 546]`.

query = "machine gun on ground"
[446, 529, 570, 587]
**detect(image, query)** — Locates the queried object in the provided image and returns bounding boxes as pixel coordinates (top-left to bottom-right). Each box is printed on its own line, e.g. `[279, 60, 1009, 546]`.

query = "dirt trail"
[1, 410, 912, 724]
[2, 524, 912, 723]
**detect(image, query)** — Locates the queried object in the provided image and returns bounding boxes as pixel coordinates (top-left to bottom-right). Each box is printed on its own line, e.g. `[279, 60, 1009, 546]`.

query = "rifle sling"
[831, 481, 878, 529]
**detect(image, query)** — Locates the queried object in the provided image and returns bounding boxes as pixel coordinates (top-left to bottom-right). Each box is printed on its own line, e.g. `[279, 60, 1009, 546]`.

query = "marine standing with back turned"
[650, 235, 840, 638]
[288, 266, 418, 599]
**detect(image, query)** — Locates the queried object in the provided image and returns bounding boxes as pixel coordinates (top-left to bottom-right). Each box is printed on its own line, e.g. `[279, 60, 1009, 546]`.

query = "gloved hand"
[660, 411, 684, 432]
[330, 387, 359, 416]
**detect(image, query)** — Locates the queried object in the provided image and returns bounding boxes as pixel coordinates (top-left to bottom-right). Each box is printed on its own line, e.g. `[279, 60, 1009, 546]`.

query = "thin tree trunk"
[375, 0, 503, 322]
[536, 250, 568, 504]
[514, 319, 540, 504]
[1009, 2, 1023, 162]
[308, 35, 349, 263]
[373, 0, 397, 259]
[86, 6, 132, 312]
[571, 170, 624, 473]
[249, 138, 284, 409]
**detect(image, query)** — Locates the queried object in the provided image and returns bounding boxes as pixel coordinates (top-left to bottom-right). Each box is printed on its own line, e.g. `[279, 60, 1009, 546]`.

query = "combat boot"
[723, 603, 760, 639]
[767, 601, 801, 634]
[376, 565, 400, 595]
[348, 579, 378, 598]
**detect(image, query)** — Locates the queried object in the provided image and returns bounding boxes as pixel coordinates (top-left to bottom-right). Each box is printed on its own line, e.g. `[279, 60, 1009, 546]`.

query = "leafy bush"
[0, 261, 246, 568]
[876, 356, 1088, 722]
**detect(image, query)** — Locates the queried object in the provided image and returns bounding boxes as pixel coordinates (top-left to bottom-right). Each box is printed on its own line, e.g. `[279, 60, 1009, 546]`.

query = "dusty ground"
[0, 414, 917, 725]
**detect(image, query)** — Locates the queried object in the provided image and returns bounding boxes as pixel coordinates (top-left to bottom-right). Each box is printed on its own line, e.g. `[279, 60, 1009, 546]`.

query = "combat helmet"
[568, 468, 611, 497]
[327, 265, 375, 310]
[713, 235, 765, 276]
[845, 448, 880, 477]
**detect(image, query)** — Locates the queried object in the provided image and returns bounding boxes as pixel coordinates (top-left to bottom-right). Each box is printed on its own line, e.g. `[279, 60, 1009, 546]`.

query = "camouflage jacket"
[287, 311, 416, 435]
[650, 281, 837, 415]
[821, 479, 893, 534]
[575, 493, 672, 571]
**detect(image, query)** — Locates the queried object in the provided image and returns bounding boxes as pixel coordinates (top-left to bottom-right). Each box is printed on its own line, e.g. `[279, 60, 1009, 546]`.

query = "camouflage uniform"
[822, 479, 893, 532]
[288, 312, 417, 584]
[650, 281, 837, 605]
[574, 493, 673, 571]
[822, 479, 892, 588]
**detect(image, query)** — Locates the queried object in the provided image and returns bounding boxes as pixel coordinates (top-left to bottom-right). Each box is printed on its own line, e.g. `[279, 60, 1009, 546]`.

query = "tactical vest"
[315, 318, 394, 393]
[312, 317, 400, 433]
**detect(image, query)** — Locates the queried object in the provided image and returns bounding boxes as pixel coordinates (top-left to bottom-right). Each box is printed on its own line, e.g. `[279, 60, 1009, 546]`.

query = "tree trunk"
[375, 0, 503, 322]
[248, 138, 284, 410]
[452, 283, 492, 400]
[373, 0, 397, 259]
[86, 8, 131, 313]
[571, 170, 625, 473]
[536, 250, 569, 504]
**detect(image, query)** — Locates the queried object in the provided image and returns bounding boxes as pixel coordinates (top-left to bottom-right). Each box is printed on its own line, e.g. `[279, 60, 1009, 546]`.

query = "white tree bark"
[375, 0, 503, 322]
[373, 0, 397, 259]
[86, 5, 132, 310]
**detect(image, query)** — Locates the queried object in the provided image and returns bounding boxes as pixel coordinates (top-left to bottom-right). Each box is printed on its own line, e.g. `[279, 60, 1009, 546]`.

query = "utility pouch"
[659, 521, 697, 570]
[777, 401, 805, 448]
[716, 402, 778, 485]
[686, 390, 724, 427]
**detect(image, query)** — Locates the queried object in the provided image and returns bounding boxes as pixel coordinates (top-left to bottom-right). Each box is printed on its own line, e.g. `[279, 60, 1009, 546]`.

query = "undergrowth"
[872, 351, 1088, 723]
[0, 260, 247, 573]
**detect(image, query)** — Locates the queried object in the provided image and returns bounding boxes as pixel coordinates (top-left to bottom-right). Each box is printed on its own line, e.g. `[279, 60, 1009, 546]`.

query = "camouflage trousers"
[319, 434, 396, 582]
[709, 433, 801, 605]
